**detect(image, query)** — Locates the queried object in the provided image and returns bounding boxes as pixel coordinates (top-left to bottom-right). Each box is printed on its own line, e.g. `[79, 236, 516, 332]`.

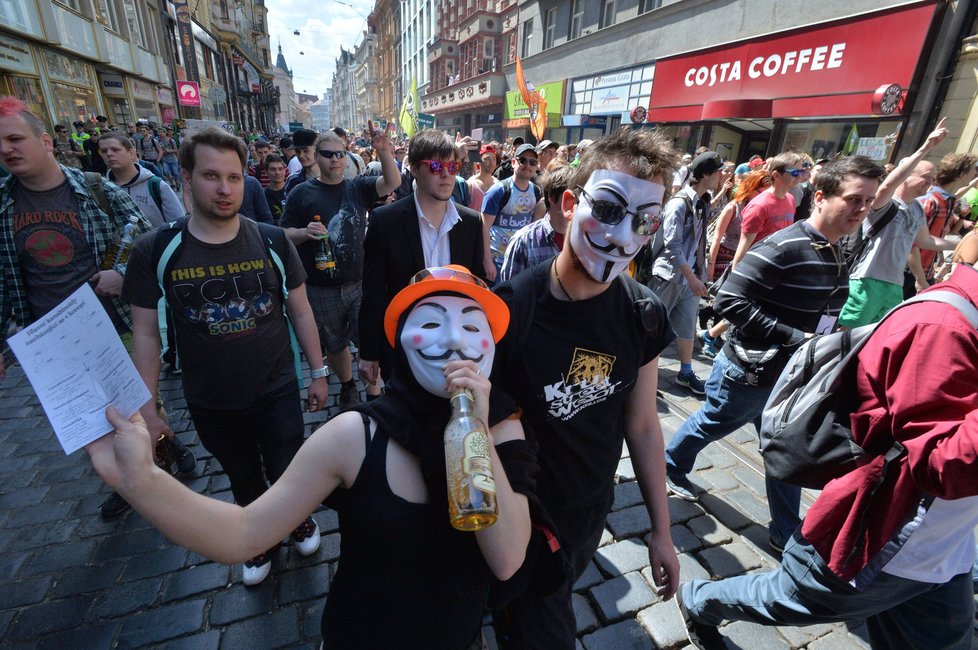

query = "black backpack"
[149, 218, 301, 378]
[495, 176, 542, 212]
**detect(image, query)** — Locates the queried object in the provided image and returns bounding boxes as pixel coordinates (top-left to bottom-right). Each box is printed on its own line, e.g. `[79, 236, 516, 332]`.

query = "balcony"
[420, 71, 505, 114]
[458, 12, 501, 44]
[428, 38, 458, 62]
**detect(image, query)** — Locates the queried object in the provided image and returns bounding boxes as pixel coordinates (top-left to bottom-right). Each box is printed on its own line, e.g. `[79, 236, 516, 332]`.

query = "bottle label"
[462, 431, 495, 496]
[315, 258, 328, 271]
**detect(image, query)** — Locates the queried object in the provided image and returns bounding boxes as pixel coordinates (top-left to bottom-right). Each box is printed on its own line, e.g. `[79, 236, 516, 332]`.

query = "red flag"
[515, 56, 547, 141]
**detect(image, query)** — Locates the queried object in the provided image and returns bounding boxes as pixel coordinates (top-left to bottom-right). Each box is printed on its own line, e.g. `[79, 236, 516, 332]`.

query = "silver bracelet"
[310, 366, 329, 379]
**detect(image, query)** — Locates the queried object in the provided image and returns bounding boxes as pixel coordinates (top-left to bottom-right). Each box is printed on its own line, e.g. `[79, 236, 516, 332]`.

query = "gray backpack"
[759, 290, 978, 489]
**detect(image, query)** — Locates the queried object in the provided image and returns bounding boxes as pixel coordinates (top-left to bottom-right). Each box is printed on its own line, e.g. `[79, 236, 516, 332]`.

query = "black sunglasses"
[517, 157, 539, 166]
[318, 149, 345, 159]
[576, 186, 662, 236]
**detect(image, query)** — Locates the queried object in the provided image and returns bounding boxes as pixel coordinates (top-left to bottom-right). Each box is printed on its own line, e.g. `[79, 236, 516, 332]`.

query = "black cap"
[690, 151, 723, 178]
[515, 143, 537, 157]
[512, 136, 525, 147]
[72, 121, 84, 128]
[292, 129, 317, 147]
[96, 115, 107, 122]
[279, 135, 293, 149]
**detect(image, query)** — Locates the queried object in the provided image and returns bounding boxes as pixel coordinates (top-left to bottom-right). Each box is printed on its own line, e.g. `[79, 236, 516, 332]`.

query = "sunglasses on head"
[318, 149, 345, 159]
[517, 157, 539, 167]
[785, 168, 806, 177]
[418, 159, 462, 175]
[411, 266, 488, 289]
[576, 186, 663, 236]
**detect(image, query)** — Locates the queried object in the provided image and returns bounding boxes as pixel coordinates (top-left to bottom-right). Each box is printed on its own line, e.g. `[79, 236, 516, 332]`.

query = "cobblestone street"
[0, 343, 971, 648]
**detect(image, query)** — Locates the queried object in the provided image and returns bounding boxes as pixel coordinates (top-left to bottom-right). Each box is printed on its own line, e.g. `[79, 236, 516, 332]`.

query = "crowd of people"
[2, 95, 978, 649]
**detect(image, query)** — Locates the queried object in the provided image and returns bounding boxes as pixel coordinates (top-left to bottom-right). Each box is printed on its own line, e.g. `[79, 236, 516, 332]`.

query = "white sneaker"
[292, 517, 321, 557]
[242, 553, 272, 586]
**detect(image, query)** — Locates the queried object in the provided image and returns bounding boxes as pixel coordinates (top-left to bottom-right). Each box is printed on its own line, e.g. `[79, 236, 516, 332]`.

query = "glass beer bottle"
[444, 388, 497, 531]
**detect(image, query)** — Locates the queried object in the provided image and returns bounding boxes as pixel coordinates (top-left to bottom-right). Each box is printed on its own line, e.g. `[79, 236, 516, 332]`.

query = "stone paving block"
[667, 496, 705, 525]
[49, 560, 124, 598]
[731, 428, 756, 445]
[93, 528, 163, 562]
[845, 622, 872, 648]
[278, 562, 330, 604]
[722, 620, 789, 649]
[738, 523, 782, 564]
[0, 550, 30, 580]
[35, 463, 87, 484]
[41, 477, 102, 501]
[25, 540, 98, 575]
[0, 469, 38, 490]
[159, 629, 222, 650]
[594, 538, 649, 577]
[36, 621, 119, 650]
[698, 541, 764, 579]
[209, 581, 277, 625]
[312, 507, 339, 534]
[616, 457, 635, 481]
[117, 599, 206, 647]
[676, 552, 711, 583]
[687, 513, 736, 546]
[0, 609, 14, 639]
[692, 454, 714, 471]
[573, 561, 603, 591]
[320, 532, 342, 562]
[669, 524, 702, 553]
[732, 466, 768, 498]
[611, 481, 643, 511]
[220, 607, 300, 650]
[700, 467, 741, 492]
[162, 562, 230, 602]
[599, 528, 613, 547]
[6, 594, 94, 641]
[121, 546, 189, 581]
[0, 575, 52, 608]
[580, 618, 651, 649]
[89, 576, 162, 619]
[808, 628, 870, 650]
[725, 488, 772, 527]
[777, 622, 838, 647]
[637, 600, 687, 648]
[572, 592, 599, 634]
[208, 474, 231, 493]
[300, 601, 325, 638]
[605, 505, 651, 538]
[0, 485, 50, 510]
[699, 493, 753, 532]
[589, 571, 657, 623]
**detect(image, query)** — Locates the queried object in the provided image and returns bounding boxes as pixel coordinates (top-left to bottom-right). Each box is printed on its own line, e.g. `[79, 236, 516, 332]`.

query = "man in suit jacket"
[359, 129, 487, 386]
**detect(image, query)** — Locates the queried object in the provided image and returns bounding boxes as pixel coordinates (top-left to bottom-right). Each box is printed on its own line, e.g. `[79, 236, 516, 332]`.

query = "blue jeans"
[683, 533, 975, 649]
[665, 349, 801, 546]
[161, 158, 180, 184]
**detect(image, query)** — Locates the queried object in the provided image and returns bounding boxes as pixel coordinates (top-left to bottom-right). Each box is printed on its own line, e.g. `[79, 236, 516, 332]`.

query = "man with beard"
[358, 129, 486, 389]
[280, 127, 401, 410]
[488, 128, 680, 649]
[122, 127, 330, 585]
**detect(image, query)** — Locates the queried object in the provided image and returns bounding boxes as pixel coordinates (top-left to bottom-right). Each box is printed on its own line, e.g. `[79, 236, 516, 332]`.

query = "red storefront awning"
[648, 1, 938, 122]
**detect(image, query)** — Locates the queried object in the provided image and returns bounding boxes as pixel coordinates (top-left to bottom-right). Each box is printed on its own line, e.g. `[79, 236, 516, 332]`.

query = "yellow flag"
[398, 77, 419, 138]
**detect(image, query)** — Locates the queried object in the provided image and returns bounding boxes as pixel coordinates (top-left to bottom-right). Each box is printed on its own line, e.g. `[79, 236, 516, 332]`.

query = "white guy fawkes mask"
[569, 169, 666, 283]
[400, 295, 495, 397]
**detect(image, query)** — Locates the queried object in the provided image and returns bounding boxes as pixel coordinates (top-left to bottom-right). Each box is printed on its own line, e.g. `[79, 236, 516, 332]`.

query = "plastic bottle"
[101, 215, 141, 272]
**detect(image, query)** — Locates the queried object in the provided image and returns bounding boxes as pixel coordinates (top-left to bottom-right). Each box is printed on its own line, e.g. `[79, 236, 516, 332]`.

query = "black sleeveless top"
[321, 416, 492, 649]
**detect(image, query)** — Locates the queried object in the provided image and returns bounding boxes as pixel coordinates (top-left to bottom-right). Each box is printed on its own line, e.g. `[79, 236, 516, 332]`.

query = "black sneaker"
[99, 492, 131, 519]
[170, 435, 196, 475]
[666, 472, 698, 501]
[339, 381, 360, 412]
[677, 371, 707, 396]
[676, 587, 726, 650]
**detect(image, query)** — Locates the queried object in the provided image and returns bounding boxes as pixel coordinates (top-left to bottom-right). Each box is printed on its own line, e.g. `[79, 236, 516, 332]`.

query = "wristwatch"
[310, 366, 329, 379]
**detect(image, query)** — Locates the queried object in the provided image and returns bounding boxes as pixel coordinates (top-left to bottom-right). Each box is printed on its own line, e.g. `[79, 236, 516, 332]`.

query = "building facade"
[332, 47, 357, 131]
[310, 89, 332, 132]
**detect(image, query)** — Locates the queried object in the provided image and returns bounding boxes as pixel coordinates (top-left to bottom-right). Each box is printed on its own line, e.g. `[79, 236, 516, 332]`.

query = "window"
[94, 0, 121, 32]
[569, 0, 583, 39]
[55, 0, 82, 13]
[543, 7, 556, 50]
[121, 0, 147, 48]
[599, 0, 615, 29]
[521, 17, 532, 58]
[639, 0, 661, 13]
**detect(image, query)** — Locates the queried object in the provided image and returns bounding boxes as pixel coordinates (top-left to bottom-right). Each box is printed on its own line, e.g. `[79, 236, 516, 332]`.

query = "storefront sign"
[592, 71, 633, 89]
[871, 83, 904, 115]
[563, 115, 608, 128]
[590, 85, 629, 114]
[157, 87, 174, 106]
[240, 57, 260, 93]
[176, 80, 201, 106]
[418, 113, 435, 129]
[129, 79, 155, 102]
[172, 0, 200, 84]
[100, 73, 127, 97]
[649, 1, 937, 121]
[0, 35, 36, 75]
[504, 80, 565, 120]
[855, 137, 887, 160]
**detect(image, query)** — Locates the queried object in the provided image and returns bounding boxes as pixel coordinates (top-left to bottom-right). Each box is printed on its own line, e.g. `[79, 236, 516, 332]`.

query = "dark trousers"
[188, 381, 305, 506]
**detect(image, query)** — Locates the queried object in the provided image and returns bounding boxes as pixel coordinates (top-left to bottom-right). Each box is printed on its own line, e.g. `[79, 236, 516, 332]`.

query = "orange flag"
[515, 56, 547, 141]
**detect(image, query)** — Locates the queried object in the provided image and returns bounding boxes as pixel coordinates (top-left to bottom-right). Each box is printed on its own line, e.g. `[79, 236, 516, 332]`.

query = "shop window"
[599, 0, 615, 29]
[569, 0, 583, 39]
[50, 82, 100, 127]
[6, 76, 46, 129]
[785, 120, 901, 163]
[543, 7, 556, 50]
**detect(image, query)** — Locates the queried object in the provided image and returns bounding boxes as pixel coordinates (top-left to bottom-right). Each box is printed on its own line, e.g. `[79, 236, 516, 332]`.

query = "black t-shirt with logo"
[264, 186, 287, 224]
[123, 218, 306, 409]
[490, 261, 675, 512]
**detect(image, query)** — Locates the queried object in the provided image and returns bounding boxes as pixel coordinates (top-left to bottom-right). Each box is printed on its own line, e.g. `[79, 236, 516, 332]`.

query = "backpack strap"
[257, 221, 303, 382]
[84, 171, 113, 219]
[499, 176, 514, 210]
[148, 175, 163, 215]
[152, 219, 187, 367]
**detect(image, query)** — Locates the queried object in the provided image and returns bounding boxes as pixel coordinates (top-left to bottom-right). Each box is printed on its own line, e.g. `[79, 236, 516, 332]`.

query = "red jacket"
[802, 264, 978, 581]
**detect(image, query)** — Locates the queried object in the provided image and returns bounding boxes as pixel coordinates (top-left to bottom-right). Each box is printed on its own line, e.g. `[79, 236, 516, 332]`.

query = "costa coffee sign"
[649, 1, 937, 121]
